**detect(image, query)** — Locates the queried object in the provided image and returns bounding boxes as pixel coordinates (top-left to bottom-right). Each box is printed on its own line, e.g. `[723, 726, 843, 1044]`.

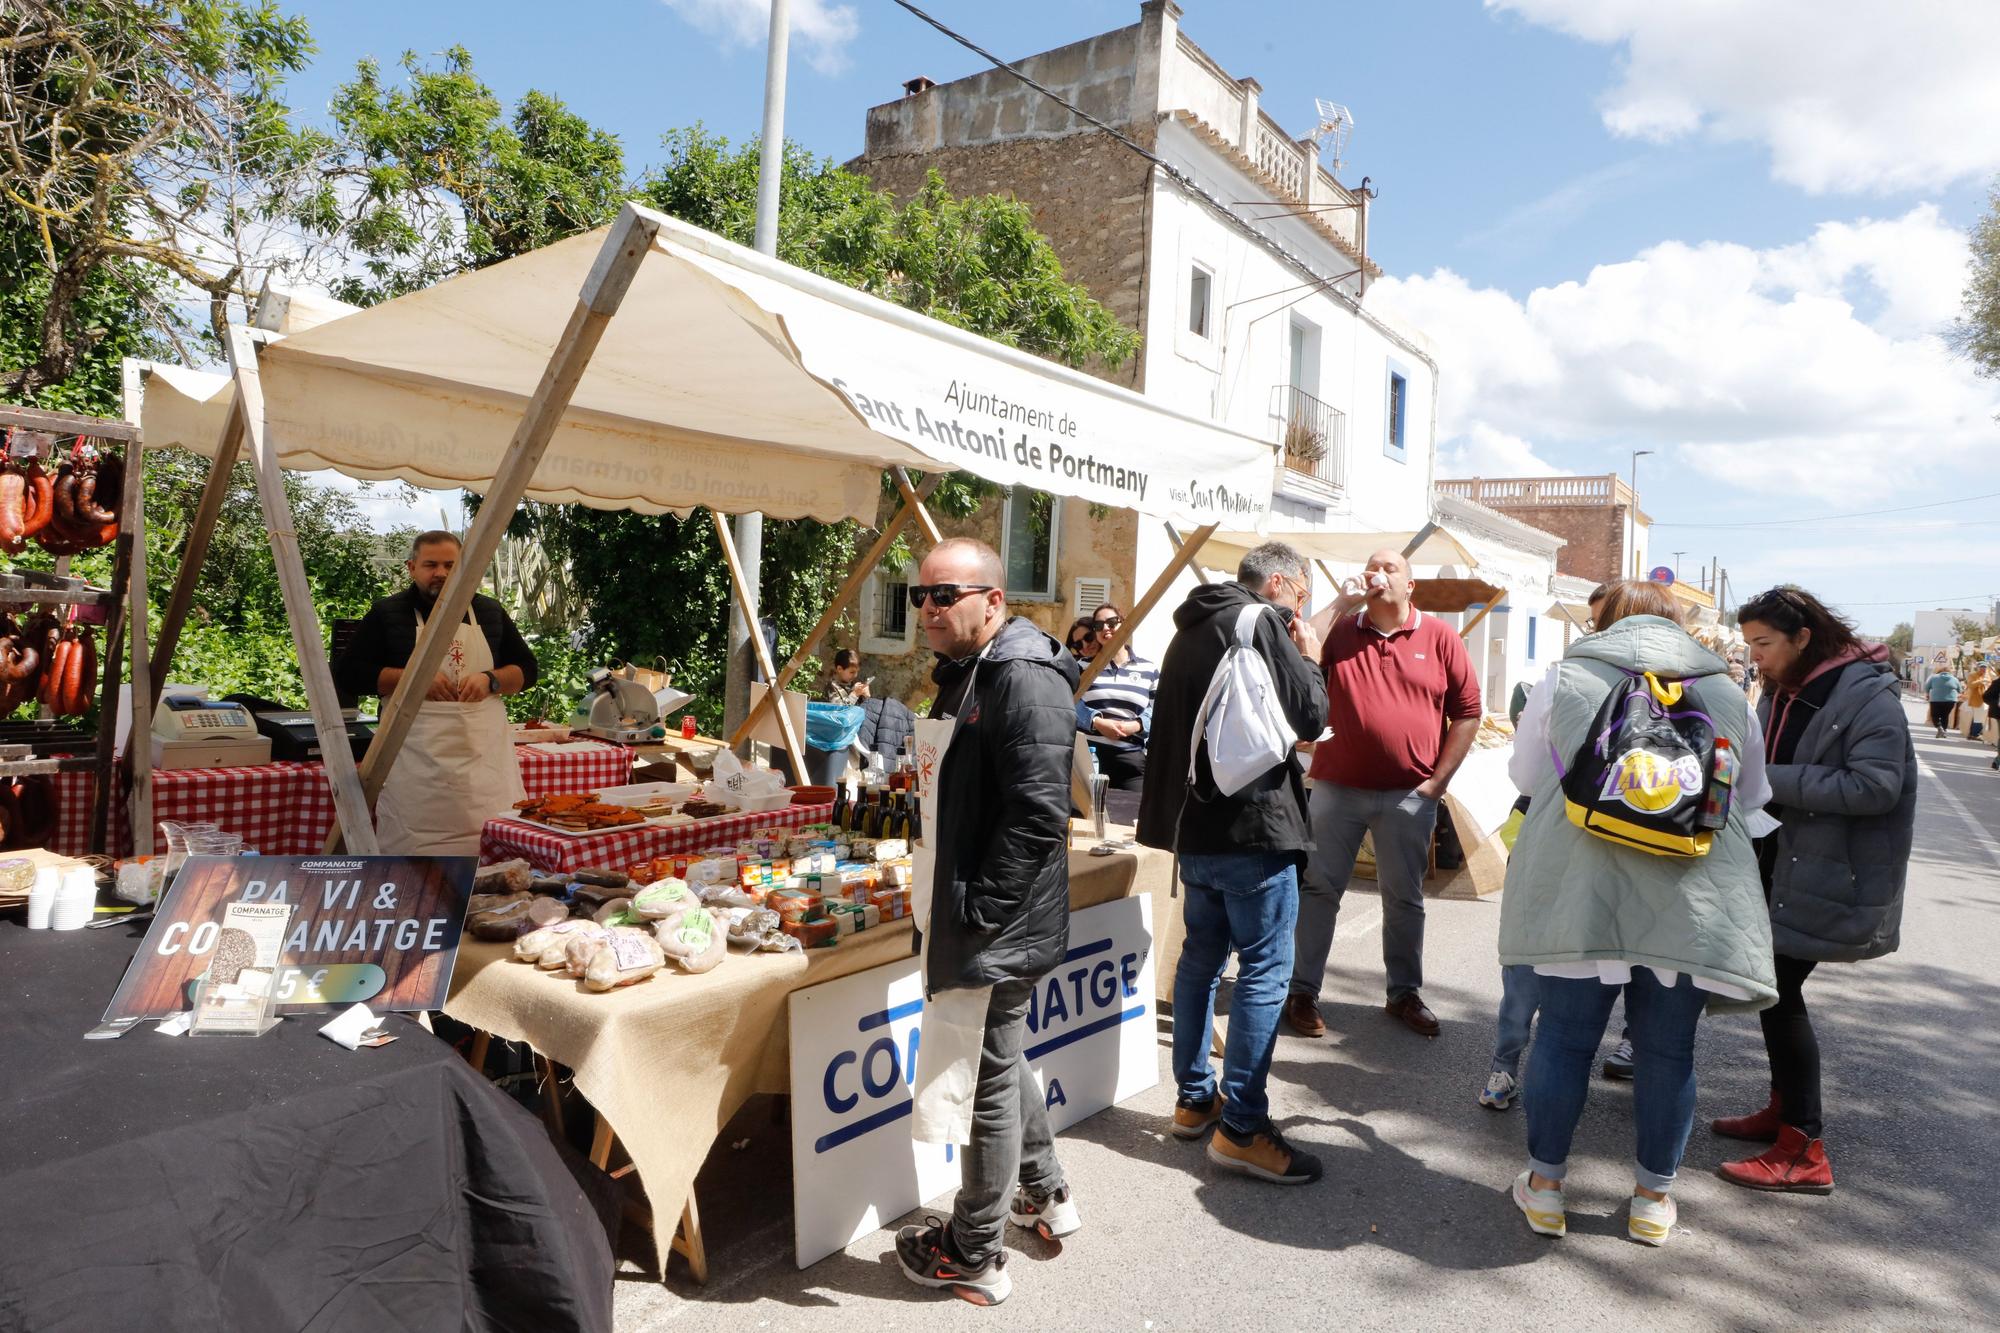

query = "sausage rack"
[0, 403, 147, 854]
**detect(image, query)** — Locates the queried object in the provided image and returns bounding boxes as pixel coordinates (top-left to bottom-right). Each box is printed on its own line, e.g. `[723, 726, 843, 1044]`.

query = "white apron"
[909, 682, 997, 1146]
[375, 608, 526, 857]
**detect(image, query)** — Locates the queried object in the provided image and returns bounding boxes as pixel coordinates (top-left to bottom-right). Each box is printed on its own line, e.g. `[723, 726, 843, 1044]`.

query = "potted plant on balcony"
[1284, 417, 1328, 467]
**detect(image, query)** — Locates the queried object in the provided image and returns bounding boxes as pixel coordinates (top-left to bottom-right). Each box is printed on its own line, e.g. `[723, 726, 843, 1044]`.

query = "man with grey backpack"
[1138, 542, 1329, 1185]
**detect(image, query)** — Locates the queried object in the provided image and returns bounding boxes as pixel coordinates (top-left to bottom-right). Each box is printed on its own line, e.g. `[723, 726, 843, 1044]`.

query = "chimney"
[902, 75, 937, 98]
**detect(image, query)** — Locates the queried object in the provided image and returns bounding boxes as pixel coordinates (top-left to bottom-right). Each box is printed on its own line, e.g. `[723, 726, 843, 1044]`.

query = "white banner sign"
[787, 894, 1157, 1269]
[669, 229, 1277, 528]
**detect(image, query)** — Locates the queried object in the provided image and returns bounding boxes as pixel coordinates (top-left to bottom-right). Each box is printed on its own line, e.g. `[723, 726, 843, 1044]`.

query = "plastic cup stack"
[50, 867, 97, 931]
[25, 866, 60, 929]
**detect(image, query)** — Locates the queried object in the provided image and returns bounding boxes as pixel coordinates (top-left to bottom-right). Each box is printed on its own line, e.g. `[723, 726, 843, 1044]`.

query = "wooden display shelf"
[0, 584, 117, 607]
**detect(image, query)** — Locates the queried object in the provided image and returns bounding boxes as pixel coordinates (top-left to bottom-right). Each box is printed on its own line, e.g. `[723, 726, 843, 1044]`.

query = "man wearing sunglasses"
[896, 539, 1083, 1305]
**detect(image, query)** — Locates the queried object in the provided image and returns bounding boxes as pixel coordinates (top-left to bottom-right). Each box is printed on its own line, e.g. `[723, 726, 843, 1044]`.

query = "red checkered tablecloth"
[479, 802, 834, 876]
[50, 740, 640, 857]
[512, 740, 635, 799]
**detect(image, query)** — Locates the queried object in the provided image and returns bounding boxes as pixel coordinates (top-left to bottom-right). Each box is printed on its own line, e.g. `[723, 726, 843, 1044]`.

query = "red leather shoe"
[1711, 1092, 1782, 1142]
[1717, 1125, 1834, 1194]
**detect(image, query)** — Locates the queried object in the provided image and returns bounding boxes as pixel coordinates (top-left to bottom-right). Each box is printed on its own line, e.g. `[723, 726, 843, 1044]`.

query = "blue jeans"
[1492, 964, 1539, 1076]
[1173, 851, 1299, 1134]
[1524, 969, 1709, 1193]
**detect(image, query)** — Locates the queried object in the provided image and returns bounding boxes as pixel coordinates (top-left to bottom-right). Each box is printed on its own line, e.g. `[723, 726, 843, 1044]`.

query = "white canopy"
[1197, 525, 1479, 577]
[141, 208, 1278, 528]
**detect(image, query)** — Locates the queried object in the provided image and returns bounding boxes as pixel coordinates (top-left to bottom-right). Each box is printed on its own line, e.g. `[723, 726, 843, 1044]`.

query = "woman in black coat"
[1712, 587, 1917, 1194]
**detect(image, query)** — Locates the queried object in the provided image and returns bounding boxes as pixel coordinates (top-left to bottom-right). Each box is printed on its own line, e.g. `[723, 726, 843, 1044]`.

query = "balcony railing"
[1275, 385, 1346, 490]
[1255, 119, 1307, 202]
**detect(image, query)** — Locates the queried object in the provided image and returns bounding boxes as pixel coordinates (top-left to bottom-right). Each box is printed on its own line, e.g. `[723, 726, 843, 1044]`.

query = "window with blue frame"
[1385, 367, 1408, 461]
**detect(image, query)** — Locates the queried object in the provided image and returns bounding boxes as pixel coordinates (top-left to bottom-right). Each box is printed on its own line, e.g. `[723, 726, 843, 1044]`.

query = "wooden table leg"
[535, 1054, 566, 1139]
[467, 1030, 491, 1073]
[589, 1111, 615, 1171]
[672, 1196, 709, 1285]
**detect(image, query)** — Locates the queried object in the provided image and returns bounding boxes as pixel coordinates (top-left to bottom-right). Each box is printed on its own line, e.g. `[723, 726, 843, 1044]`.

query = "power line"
[1652, 490, 2000, 529]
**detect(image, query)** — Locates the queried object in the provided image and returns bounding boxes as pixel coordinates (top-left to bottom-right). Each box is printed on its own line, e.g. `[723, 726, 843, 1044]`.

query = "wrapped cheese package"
[782, 917, 838, 948]
[583, 927, 666, 991]
[655, 905, 726, 974]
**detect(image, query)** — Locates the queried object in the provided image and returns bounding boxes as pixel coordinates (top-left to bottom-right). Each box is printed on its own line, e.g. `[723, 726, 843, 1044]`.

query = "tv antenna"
[1309, 98, 1355, 174]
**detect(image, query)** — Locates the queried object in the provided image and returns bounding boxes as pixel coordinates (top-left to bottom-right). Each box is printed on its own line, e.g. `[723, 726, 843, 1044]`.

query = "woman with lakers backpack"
[1499, 580, 1778, 1247]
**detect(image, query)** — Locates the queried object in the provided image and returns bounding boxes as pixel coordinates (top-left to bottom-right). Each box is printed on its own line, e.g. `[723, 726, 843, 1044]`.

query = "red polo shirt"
[1309, 605, 1482, 790]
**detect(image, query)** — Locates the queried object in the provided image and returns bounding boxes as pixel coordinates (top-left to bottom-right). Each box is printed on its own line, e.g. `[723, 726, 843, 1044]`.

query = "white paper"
[155, 1013, 193, 1037]
[319, 1003, 379, 1051]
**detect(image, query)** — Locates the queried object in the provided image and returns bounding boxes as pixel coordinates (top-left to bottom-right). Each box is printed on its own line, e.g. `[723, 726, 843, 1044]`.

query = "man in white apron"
[894, 539, 1081, 1308]
[332, 531, 534, 855]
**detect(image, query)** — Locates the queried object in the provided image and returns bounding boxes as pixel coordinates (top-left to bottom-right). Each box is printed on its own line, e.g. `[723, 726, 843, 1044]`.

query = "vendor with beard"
[334, 530, 539, 854]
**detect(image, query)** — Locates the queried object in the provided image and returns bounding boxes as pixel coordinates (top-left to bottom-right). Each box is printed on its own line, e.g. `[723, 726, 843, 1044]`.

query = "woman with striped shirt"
[1076, 604, 1160, 792]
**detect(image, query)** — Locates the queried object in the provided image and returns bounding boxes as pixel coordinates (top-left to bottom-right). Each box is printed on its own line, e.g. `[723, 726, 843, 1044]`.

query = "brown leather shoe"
[1386, 991, 1440, 1037]
[1171, 1091, 1225, 1140]
[1282, 994, 1326, 1038]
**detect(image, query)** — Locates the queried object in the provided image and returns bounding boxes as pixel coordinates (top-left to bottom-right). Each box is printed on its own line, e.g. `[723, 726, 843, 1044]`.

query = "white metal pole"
[724, 0, 790, 749]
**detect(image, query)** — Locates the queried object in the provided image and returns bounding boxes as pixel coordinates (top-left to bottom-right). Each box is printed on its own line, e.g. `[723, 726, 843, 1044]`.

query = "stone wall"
[855, 127, 1158, 393]
[1490, 503, 1629, 586]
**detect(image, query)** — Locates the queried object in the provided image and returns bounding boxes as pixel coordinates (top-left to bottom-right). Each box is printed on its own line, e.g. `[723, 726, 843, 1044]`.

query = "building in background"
[850, 0, 1443, 669]
[1435, 474, 1652, 587]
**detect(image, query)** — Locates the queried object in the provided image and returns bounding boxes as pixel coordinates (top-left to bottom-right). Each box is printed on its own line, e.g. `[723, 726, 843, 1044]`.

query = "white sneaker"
[1513, 1169, 1566, 1238]
[1479, 1071, 1518, 1110]
[1008, 1183, 1081, 1239]
[1628, 1192, 1677, 1246]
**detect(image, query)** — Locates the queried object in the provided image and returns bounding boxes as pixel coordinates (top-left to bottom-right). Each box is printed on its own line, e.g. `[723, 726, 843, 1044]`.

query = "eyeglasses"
[907, 583, 995, 609]
[1093, 616, 1123, 631]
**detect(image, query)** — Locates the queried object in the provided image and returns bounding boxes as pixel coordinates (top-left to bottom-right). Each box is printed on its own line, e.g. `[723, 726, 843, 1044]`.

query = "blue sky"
[279, 1, 2000, 634]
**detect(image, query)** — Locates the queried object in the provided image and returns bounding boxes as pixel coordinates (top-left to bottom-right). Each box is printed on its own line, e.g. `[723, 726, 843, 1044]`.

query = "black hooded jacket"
[1137, 581, 1328, 860]
[921, 616, 1081, 995]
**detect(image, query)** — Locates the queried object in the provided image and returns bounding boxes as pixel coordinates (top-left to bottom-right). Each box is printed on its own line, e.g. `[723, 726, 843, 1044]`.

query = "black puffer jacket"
[921, 616, 1081, 995]
[1138, 581, 1328, 860]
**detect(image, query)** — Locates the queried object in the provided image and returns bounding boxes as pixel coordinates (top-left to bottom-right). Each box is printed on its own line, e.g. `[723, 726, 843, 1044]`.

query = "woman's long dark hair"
[1736, 585, 1863, 682]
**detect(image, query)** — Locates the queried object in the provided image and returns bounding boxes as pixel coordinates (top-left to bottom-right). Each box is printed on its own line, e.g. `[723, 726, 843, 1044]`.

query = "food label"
[609, 931, 654, 970]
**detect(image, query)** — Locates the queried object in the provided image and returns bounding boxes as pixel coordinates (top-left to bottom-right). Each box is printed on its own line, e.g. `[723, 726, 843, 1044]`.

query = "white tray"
[502, 812, 650, 839]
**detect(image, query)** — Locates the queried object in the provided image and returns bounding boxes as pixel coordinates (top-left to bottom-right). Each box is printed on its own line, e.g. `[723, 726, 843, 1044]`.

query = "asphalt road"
[615, 697, 2000, 1331]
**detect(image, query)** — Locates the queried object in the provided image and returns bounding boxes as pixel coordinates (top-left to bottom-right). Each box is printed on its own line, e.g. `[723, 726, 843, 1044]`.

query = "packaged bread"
[473, 859, 534, 895]
[583, 927, 666, 990]
[655, 905, 726, 974]
[631, 877, 697, 921]
[768, 888, 822, 924]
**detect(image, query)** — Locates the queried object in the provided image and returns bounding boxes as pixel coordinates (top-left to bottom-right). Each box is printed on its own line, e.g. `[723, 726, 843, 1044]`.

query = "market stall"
[443, 833, 1176, 1279]
[481, 799, 832, 876]
[0, 919, 616, 1331]
[121, 201, 1280, 1291]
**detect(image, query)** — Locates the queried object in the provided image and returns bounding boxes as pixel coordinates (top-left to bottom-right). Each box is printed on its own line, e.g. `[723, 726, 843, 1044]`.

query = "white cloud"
[661, 0, 861, 75]
[1485, 0, 2000, 193]
[1375, 206, 2000, 503]
[1438, 423, 1562, 478]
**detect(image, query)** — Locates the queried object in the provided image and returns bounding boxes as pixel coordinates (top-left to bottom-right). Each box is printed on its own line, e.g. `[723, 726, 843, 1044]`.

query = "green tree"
[1954, 176, 2000, 379]
[1885, 622, 1914, 653]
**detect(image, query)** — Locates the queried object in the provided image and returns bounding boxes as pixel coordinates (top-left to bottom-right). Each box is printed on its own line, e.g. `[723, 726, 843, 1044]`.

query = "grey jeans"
[948, 976, 1063, 1267]
[1291, 782, 1439, 1003]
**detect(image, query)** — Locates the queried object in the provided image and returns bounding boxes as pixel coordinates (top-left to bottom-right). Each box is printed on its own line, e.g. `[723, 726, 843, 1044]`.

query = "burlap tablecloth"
[443, 834, 1175, 1273]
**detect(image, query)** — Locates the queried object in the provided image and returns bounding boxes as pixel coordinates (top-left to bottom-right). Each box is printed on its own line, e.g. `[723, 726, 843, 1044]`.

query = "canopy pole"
[726, 473, 944, 750]
[1077, 522, 1218, 698]
[1459, 598, 1504, 641]
[149, 398, 244, 704]
[122, 361, 155, 854]
[712, 509, 806, 766]
[225, 325, 380, 855]
[1400, 521, 1441, 561]
[892, 467, 943, 544]
[1164, 523, 1212, 586]
[326, 204, 663, 852]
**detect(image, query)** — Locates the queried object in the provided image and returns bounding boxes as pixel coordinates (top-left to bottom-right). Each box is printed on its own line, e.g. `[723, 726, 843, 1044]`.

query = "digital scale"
[152, 694, 271, 769]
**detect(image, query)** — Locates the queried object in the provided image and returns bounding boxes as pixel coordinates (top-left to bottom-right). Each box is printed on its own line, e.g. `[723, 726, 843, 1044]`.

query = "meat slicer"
[579, 666, 692, 743]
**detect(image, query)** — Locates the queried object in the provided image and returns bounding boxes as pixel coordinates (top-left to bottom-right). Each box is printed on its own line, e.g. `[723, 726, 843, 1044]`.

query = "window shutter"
[1072, 576, 1112, 619]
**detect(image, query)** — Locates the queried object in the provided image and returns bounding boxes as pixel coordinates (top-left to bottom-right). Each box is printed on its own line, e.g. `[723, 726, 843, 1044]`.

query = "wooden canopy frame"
[137, 206, 951, 853]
